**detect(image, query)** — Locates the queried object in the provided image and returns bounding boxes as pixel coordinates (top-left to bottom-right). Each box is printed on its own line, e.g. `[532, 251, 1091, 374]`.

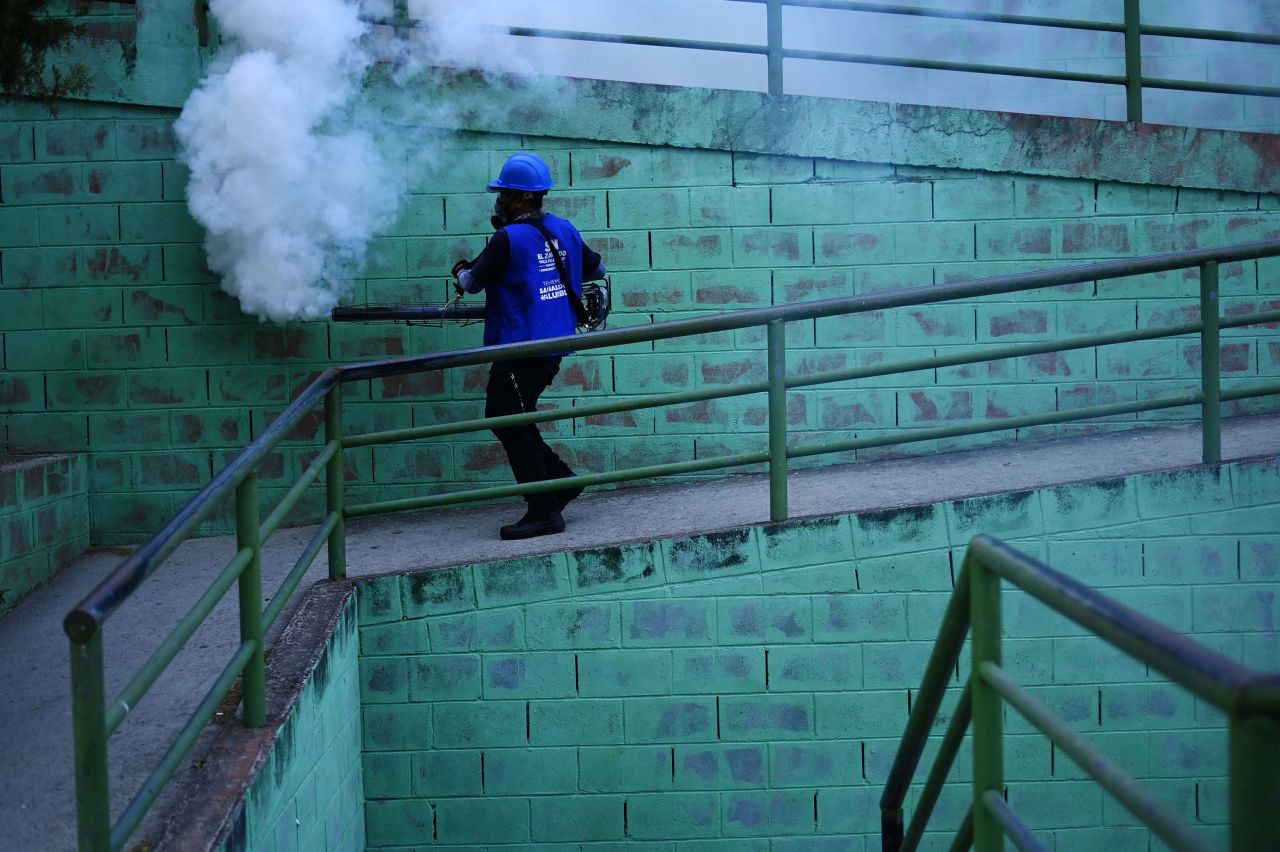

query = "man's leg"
[486, 358, 574, 527]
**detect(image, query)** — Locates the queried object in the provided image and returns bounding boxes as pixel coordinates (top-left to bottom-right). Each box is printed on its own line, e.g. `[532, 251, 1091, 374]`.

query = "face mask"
[492, 194, 515, 229]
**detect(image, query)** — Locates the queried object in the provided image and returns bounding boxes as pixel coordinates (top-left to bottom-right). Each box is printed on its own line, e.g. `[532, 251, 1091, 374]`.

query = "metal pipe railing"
[882, 534, 1280, 852]
[66, 238, 1280, 850]
[491, 0, 1280, 124]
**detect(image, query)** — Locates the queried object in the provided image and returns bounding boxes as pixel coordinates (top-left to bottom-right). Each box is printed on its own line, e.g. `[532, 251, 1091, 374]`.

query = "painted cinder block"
[769, 740, 862, 789]
[733, 153, 813, 185]
[733, 227, 813, 268]
[1136, 467, 1231, 519]
[862, 641, 944, 690]
[719, 695, 814, 741]
[529, 698, 624, 745]
[1007, 781, 1102, 829]
[813, 690, 905, 739]
[1101, 683, 1194, 731]
[530, 795, 626, 842]
[722, 788, 817, 837]
[45, 371, 123, 410]
[623, 599, 715, 647]
[579, 649, 672, 697]
[570, 541, 665, 594]
[663, 528, 758, 583]
[853, 503, 951, 558]
[975, 220, 1054, 259]
[690, 268, 774, 309]
[813, 595, 907, 644]
[35, 120, 114, 161]
[362, 703, 432, 752]
[772, 183, 854, 225]
[770, 268, 849, 305]
[424, 609, 521, 653]
[814, 225, 894, 266]
[610, 189, 691, 229]
[410, 750, 482, 797]
[948, 489, 1043, 542]
[626, 792, 720, 839]
[474, 553, 572, 607]
[1015, 177, 1093, 218]
[408, 654, 481, 701]
[484, 747, 578, 794]
[626, 696, 717, 743]
[579, 746, 672, 793]
[432, 700, 526, 748]
[690, 185, 771, 227]
[814, 786, 880, 835]
[674, 744, 767, 790]
[1096, 183, 1176, 215]
[433, 797, 530, 845]
[484, 653, 576, 699]
[897, 388, 974, 426]
[851, 180, 931, 223]
[1, 245, 81, 287]
[933, 177, 1014, 221]
[363, 799, 434, 848]
[398, 565, 474, 618]
[672, 648, 765, 694]
[760, 516, 852, 571]
[893, 222, 974, 263]
[717, 597, 812, 645]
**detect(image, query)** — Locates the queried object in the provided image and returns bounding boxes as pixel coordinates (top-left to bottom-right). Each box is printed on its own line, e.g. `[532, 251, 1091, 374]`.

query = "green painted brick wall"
[2, 90, 1279, 544]
[352, 458, 1280, 850]
[224, 590, 365, 852]
[0, 453, 89, 613]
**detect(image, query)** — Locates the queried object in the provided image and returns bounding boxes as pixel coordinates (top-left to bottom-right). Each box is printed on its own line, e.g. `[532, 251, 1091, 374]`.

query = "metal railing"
[66, 237, 1280, 850]
[491, 0, 1280, 124]
[880, 534, 1280, 852]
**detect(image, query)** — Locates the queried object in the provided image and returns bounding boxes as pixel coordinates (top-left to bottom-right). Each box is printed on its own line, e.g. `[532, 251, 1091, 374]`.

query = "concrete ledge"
[423, 70, 1280, 193]
[140, 580, 358, 852]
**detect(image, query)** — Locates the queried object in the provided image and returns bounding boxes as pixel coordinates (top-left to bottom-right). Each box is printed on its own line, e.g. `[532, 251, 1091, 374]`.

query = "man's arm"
[456, 229, 512, 294]
[582, 243, 606, 282]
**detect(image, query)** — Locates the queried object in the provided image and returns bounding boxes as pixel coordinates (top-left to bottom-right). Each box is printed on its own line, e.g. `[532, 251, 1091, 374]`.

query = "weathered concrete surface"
[427, 70, 1280, 193]
[2, 413, 1279, 851]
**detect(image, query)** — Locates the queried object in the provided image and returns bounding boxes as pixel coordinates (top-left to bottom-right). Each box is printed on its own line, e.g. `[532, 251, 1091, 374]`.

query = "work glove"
[451, 259, 471, 279]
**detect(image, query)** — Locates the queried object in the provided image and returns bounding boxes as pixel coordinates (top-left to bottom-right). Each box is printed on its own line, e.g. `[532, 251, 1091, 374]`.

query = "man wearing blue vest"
[454, 153, 607, 540]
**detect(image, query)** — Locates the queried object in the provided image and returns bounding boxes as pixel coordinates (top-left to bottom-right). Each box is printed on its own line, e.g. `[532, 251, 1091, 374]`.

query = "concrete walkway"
[3, 414, 1279, 851]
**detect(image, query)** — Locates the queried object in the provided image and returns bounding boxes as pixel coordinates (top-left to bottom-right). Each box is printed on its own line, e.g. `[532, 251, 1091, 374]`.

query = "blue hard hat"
[487, 153, 554, 193]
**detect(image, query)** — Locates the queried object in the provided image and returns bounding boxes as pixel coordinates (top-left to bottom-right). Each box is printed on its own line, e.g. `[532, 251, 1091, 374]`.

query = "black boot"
[500, 510, 566, 540]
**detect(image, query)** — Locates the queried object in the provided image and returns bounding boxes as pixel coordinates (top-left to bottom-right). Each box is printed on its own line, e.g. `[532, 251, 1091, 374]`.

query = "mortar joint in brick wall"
[1237, 539, 1242, 580]
[623, 798, 630, 837]
[813, 791, 819, 826]
[715, 695, 721, 740]
[854, 567, 861, 591]
[432, 803, 438, 841]
[764, 649, 770, 689]
[480, 750, 486, 793]
[525, 700, 531, 741]
[1097, 688, 1103, 726]
[861, 741, 867, 781]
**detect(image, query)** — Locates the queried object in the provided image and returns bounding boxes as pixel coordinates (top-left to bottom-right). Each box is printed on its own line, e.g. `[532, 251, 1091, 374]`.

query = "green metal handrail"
[881, 535, 1280, 852]
[494, 0, 1280, 123]
[66, 238, 1280, 850]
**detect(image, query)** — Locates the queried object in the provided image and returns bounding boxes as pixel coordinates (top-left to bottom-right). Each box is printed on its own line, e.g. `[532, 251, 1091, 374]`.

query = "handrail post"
[70, 632, 111, 852]
[766, 0, 783, 95]
[1123, 0, 1144, 122]
[1229, 706, 1280, 852]
[968, 551, 1005, 851]
[325, 385, 347, 579]
[767, 319, 788, 521]
[235, 472, 267, 727]
[1200, 260, 1221, 463]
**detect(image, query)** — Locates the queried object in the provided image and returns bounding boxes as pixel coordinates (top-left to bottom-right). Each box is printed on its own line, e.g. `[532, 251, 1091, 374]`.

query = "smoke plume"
[175, 0, 402, 323]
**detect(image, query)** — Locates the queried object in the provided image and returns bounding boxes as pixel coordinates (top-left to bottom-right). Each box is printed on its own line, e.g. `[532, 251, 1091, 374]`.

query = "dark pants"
[486, 358, 576, 517]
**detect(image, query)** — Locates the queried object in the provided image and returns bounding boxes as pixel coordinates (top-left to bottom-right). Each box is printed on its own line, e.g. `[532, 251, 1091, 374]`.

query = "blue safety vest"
[483, 215, 585, 347]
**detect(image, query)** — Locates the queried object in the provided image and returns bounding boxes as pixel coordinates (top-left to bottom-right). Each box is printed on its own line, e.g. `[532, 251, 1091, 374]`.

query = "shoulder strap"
[525, 219, 590, 327]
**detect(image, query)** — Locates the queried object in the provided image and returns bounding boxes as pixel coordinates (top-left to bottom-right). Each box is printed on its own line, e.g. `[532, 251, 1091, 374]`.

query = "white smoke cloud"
[176, 0, 403, 323]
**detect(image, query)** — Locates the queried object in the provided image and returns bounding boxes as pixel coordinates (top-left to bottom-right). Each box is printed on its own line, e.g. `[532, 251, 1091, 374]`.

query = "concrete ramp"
[2, 414, 1279, 850]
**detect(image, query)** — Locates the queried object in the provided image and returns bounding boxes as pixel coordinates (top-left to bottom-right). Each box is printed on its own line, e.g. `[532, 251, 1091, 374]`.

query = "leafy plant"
[0, 0, 92, 112]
